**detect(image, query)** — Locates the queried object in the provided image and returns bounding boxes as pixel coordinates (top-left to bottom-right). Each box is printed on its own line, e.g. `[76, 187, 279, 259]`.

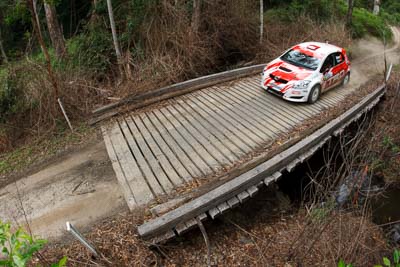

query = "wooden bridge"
[98, 64, 388, 244]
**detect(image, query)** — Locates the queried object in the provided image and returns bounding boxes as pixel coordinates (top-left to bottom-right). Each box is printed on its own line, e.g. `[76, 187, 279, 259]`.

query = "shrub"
[380, 9, 400, 25]
[352, 7, 393, 41]
[266, 1, 392, 41]
[0, 67, 25, 122]
[0, 220, 67, 267]
[67, 25, 115, 75]
[266, 0, 345, 22]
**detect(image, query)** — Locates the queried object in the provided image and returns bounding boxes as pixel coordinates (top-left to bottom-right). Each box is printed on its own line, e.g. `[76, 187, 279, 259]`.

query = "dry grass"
[1, 1, 352, 155]
[258, 16, 352, 62]
[361, 72, 400, 183]
[0, 61, 105, 153]
[34, 76, 399, 267]
[36, 191, 389, 267]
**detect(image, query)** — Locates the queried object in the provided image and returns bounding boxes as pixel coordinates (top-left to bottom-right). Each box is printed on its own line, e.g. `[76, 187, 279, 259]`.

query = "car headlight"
[293, 80, 311, 89]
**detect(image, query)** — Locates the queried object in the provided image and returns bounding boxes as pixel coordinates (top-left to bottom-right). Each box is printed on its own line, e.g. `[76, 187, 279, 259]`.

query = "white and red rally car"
[261, 42, 351, 103]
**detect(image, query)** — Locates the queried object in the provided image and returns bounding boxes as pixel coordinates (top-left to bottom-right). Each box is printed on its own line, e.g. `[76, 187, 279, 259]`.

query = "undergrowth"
[0, 0, 395, 173]
[267, 0, 393, 41]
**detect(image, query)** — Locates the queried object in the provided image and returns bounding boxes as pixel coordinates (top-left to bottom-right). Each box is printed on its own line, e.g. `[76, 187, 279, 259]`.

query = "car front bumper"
[261, 83, 309, 103]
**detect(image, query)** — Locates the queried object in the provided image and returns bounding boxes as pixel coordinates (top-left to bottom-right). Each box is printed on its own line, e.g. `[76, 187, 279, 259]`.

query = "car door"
[330, 52, 347, 87]
[320, 54, 336, 91]
[321, 52, 346, 91]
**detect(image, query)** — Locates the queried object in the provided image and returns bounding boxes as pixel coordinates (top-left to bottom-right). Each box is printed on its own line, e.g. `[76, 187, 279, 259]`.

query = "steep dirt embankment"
[0, 28, 399, 240]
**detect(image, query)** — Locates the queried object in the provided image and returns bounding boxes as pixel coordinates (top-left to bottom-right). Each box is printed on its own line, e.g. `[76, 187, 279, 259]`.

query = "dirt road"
[0, 28, 398, 240]
[0, 141, 126, 239]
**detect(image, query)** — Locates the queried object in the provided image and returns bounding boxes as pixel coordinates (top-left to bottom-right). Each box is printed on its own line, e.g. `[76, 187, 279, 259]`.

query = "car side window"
[320, 54, 334, 73]
[333, 52, 344, 65]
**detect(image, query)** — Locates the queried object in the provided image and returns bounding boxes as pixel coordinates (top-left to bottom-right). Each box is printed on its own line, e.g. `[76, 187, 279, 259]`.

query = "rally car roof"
[293, 42, 342, 59]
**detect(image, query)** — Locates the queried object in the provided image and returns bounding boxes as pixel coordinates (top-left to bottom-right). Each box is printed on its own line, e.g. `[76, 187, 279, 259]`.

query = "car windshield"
[280, 49, 321, 70]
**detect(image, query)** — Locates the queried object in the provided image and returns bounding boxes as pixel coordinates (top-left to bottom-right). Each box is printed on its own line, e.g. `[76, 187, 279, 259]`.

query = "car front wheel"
[308, 85, 321, 104]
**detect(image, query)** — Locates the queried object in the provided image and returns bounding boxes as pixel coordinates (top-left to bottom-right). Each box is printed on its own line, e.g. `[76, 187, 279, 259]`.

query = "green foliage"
[338, 249, 400, 267]
[67, 26, 114, 74]
[351, 7, 393, 40]
[2, 1, 30, 26]
[119, 0, 159, 47]
[382, 0, 400, 14]
[0, 220, 46, 267]
[0, 220, 67, 267]
[382, 136, 400, 153]
[309, 200, 335, 223]
[266, 0, 346, 22]
[266, 0, 393, 41]
[374, 249, 400, 267]
[338, 259, 353, 267]
[0, 68, 24, 122]
[380, 10, 400, 25]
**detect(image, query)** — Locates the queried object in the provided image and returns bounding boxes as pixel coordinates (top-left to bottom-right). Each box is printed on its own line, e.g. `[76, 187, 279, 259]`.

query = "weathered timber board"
[103, 74, 364, 211]
[136, 85, 385, 239]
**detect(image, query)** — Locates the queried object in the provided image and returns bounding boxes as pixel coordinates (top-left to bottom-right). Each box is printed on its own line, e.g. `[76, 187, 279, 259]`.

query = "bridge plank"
[119, 119, 167, 194]
[235, 82, 311, 124]
[232, 87, 300, 130]
[247, 185, 259, 197]
[209, 207, 220, 219]
[92, 65, 264, 117]
[219, 84, 296, 130]
[164, 105, 229, 168]
[205, 86, 276, 139]
[155, 108, 214, 173]
[198, 91, 270, 143]
[227, 196, 240, 208]
[131, 115, 183, 186]
[172, 103, 238, 163]
[137, 85, 385, 239]
[102, 127, 136, 209]
[194, 91, 266, 145]
[183, 96, 253, 152]
[146, 111, 203, 178]
[108, 123, 154, 205]
[125, 116, 176, 191]
[237, 190, 251, 203]
[175, 100, 246, 158]
[139, 113, 192, 182]
[217, 202, 230, 214]
[190, 92, 261, 148]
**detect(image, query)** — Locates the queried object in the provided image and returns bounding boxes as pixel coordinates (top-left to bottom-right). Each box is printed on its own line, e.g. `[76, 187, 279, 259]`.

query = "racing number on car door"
[321, 54, 335, 91]
[322, 53, 345, 91]
[331, 52, 346, 86]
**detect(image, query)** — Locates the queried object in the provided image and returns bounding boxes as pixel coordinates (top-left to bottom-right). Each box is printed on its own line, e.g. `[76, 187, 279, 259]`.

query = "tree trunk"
[27, 0, 59, 97]
[260, 0, 264, 44]
[373, 0, 380, 15]
[106, 0, 122, 62]
[44, 2, 66, 59]
[0, 28, 8, 63]
[191, 0, 201, 32]
[346, 0, 354, 29]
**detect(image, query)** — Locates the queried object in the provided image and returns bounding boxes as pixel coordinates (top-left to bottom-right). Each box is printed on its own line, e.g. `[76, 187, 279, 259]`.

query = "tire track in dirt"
[350, 27, 400, 88]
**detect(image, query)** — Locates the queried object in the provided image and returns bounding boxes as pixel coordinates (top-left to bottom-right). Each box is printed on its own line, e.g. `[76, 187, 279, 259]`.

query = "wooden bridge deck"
[102, 75, 356, 210]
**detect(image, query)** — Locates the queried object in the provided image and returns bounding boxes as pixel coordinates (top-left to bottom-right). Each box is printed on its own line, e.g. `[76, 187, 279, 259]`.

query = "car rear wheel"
[342, 72, 350, 86]
[308, 85, 321, 104]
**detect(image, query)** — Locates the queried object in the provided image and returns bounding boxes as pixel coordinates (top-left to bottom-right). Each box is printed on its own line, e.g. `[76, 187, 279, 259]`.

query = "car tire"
[342, 72, 350, 86]
[308, 84, 321, 104]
